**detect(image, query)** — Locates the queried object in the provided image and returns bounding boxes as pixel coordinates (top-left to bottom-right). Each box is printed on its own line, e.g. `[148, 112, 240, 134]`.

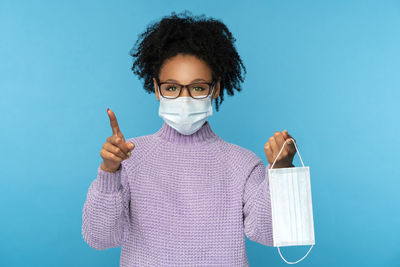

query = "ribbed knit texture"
[82, 121, 273, 267]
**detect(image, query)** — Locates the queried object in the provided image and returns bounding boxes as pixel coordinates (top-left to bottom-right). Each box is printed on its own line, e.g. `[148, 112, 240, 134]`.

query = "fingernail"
[130, 143, 134, 149]
[128, 151, 131, 157]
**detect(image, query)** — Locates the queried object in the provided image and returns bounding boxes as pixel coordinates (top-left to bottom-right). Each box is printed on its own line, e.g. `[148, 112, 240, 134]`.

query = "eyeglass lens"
[160, 83, 211, 99]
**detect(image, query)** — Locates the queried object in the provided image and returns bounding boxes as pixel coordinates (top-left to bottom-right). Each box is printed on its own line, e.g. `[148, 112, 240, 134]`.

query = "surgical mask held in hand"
[158, 95, 213, 135]
[268, 138, 315, 264]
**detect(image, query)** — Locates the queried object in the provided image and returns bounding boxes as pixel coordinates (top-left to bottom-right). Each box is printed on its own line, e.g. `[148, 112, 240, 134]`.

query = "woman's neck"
[154, 121, 218, 145]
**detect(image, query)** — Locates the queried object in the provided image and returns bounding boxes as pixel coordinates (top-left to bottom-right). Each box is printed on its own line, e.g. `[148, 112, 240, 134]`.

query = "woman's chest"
[128, 157, 242, 226]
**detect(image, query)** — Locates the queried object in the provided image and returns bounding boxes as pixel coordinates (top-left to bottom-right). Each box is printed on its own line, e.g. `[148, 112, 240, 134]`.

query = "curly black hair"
[129, 10, 247, 112]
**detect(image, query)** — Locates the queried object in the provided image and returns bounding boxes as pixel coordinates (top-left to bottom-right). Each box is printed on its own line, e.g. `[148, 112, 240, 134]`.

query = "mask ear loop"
[277, 245, 314, 264]
[269, 137, 314, 264]
[270, 138, 305, 169]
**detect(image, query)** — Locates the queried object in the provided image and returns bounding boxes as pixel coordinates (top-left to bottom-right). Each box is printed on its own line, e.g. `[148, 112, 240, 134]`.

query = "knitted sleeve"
[243, 159, 274, 247]
[81, 163, 131, 250]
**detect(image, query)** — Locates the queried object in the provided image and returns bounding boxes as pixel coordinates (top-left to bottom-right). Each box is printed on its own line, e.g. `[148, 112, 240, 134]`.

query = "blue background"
[1, 0, 399, 266]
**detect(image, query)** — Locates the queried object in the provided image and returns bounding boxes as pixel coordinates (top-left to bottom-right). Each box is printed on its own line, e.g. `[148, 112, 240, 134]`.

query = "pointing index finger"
[107, 108, 121, 136]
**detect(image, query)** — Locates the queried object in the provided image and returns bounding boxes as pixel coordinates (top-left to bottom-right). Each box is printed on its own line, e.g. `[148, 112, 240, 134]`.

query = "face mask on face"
[158, 94, 213, 135]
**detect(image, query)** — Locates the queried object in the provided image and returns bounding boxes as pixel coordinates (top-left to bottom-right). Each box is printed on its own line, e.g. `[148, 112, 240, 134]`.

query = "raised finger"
[107, 108, 122, 136]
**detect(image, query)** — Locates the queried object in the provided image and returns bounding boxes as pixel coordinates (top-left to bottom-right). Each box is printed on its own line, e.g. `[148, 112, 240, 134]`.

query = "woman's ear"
[212, 78, 221, 99]
[153, 77, 160, 100]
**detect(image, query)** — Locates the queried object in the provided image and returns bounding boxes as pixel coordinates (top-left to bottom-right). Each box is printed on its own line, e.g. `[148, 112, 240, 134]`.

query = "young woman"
[82, 10, 297, 267]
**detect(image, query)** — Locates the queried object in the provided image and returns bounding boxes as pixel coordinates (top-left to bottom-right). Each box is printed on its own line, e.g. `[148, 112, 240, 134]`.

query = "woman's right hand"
[100, 108, 135, 173]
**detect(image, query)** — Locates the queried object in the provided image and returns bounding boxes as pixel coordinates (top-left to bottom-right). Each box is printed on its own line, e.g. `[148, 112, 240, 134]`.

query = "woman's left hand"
[264, 130, 297, 169]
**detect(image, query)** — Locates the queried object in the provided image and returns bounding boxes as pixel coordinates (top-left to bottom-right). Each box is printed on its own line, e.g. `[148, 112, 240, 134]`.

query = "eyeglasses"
[156, 80, 216, 99]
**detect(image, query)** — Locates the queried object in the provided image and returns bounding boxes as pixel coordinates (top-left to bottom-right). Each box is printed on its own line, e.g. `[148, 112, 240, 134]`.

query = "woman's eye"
[166, 86, 177, 91]
[193, 87, 205, 91]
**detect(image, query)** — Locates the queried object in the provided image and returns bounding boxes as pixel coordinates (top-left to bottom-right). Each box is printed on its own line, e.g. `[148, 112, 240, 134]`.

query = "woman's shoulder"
[125, 133, 160, 154]
[215, 139, 263, 168]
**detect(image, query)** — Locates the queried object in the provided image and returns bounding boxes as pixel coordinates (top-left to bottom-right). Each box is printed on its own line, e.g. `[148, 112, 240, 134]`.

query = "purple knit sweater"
[81, 120, 273, 266]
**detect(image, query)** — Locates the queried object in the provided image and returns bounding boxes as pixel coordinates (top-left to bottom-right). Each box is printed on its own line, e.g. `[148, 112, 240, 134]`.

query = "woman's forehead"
[159, 54, 212, 82]
[161, 78, 209, 83]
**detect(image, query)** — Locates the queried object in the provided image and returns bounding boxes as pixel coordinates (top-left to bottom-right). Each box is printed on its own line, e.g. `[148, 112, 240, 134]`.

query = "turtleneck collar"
[154, 121, 218, 145]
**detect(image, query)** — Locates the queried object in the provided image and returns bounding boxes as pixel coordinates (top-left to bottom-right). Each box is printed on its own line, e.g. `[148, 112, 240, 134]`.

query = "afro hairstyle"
[129, 10, 247, 112]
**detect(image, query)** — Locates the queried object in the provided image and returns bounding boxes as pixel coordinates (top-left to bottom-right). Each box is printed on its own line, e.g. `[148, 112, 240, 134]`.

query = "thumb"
[126, 141, 135, 150]
[283, 130, 295, 144]
[283, 129, 291, 139]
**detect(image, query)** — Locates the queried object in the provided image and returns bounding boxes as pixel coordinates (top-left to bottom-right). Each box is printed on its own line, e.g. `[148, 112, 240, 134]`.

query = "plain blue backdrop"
[1, 0, 399, 266]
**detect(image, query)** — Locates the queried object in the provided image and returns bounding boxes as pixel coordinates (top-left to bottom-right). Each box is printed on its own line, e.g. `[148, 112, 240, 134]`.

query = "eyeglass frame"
[155, 79, 217, 99]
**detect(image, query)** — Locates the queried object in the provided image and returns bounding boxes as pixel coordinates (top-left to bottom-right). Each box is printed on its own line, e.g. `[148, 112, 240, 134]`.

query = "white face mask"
[158, 94, 213, 135]
[268, 138, 315, 264]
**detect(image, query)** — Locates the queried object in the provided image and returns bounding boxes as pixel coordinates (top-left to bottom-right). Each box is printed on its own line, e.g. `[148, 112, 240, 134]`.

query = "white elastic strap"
[270, 138, 305, 169]
[278, 245, 314, 264]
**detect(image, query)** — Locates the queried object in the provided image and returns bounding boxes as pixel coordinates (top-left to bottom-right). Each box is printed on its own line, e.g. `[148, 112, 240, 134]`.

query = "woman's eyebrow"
[164, 78, 207, 83]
